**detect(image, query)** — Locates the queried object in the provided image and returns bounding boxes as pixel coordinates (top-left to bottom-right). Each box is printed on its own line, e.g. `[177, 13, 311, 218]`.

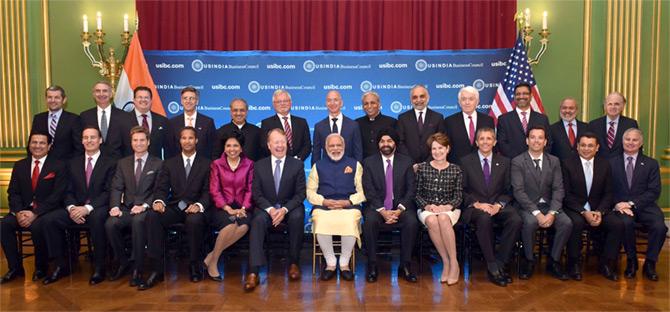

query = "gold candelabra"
[515, 9, 551, 65]
[81, 12, 133, 89]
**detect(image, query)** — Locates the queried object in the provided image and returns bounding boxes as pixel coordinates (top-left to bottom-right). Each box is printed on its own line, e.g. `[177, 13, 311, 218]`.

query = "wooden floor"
[1, 243, 668, 311]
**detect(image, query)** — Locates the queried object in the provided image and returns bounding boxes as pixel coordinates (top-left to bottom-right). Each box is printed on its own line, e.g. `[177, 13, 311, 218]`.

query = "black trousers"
[104, 211, 147, 270]
[0, 211, 54, 272]
[44, 208, 109, 269]
[616, 206, 667, 262]
[362, 209, 418, 266]
[565, 210, 624, 263]
[145, 207, 206, 270]
[463, 206, 522, 267]
[248, 208, 304, 268]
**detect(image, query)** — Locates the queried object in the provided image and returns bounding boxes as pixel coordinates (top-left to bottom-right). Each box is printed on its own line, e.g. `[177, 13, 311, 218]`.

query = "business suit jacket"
[355, 114, 397, 159]
[212, 122, 263, 161]
[397, 108, 445, 163]
[260, 114, 312, 161]
[511, 152, 564, 213]
[168, 112, 216, 159]
[64, 154, 117, 212]
[312, 115, 363, 165]
[588, 115, 639, 158]
[609, 153, 661, 210]
[549, 119, 588, 160]
[7, 156, 67, 216]
[361, 153, 416, 212]
[31, 110, 83, 160]
[154, 154, 211, 211]
[129, 110, 171, 159]
[561, 155, 613, 214]
[443, 111, 495, 164]
[252, 156, 306, 213]
[460, 152, 512, 210]
[109, 154, 162, 211]
[80, 106, 134, 159]
[496, 110, 552, 158]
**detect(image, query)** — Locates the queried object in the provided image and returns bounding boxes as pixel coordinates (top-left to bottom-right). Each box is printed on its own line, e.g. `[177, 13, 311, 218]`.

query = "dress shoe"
[89, 268, 106, 285]
[108, 263, 130, 281]
[487, 269, 507, 287]
[189, 263, 203, 283]
[243, 273, 260, 292]
[129, 270, 142, 287]
[518, 259, 534, 280]
[339, 269, 354, 281]
[43, 266, 70, 285]
[0, 268, 25, 284]
[642, 260, 659, 281]
[599, 261, 618, 281]
[624, 258, 638, 279]
[32, 269, 47, 281]
[137, 271, 164, 290]
[568, 262, 582, 281]
[366, 265, 378, 283]
[288, 264, 301, 281]
[546, 259, 569, 281]
[321, 267, 336, 281]
[397, 265, 418, 283]
[501, 266, 513, 284]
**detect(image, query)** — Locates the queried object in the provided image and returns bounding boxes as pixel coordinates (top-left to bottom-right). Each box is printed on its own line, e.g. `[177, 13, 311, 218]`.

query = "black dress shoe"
[0, 268, 25, 284]
[568, 262, 582, 281]
[624, 258, 638, 279]
[321, 267, 336, 281]
[599, 262, 618, 281]
[189, 263, 203, 283]
[89, 268, 106, 285]
[339, 269, 354, 281]
[397, 265, 418, 283]
[108, 264, 130, 281]
[487, 269, 507, 287]
[32, 270, 47, 281]
[642, 260, 659, 281]
[546, 259, 569, 281]
[43, 266, 70, 285]
[518, 259, 534, 280]
[366, 265, 378, 283]
[137, 271, 164, 290]
[129, 270, 142, 287]
[502, 267, 513, 284]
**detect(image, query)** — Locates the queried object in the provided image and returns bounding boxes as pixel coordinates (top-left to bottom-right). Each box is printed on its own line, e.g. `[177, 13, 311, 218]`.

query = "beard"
[327, 151, 343, 161]
[380, 146, 394, 156]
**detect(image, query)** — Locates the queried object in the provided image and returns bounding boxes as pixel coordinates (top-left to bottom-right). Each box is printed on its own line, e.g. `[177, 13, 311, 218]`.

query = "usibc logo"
[191, 59, 204, 72]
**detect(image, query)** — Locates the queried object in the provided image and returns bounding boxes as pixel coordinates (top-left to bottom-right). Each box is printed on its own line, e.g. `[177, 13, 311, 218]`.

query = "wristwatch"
[627, 201, 636, 209]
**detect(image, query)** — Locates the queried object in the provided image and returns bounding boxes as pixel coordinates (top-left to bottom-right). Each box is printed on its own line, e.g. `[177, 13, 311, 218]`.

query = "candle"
[96, 11, 102, 30]
[524, 8, 530, 27]
[542, 11, 548, 29]
[123, 14, 129, 32]
[83, 15, 88, 33]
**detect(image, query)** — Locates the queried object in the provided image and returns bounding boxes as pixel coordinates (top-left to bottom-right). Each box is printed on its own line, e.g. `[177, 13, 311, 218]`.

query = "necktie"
[274, 159, 282, 195]
[141, 114, 149, 131]
[533, 158, 541, 172]
[417, 111, 424, 133]
[31, 160, 40, 191]
[625, 156, 634, 188]
[482, 158, 491, 186]
[521, 111, 528, 134]
[187, 117, 194, 127]
[468, 115, 475, 145]
[584, 161, 592, 195]
[185, 158, 192, 179]
[100, 109, 108, 141]
[607, 121, 616, 149]
[283, 117, 293, 149]
[384, 159, 394, 210]
[331, 118, 339, 134]
[135, 158, 143, 185]
[567, 122, 576, 147]
[49, 113, 57, 137]
[85, 156, 93, 187]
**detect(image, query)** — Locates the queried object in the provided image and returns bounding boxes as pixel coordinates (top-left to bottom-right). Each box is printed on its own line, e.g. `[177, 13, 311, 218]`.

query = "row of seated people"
[1, 119, 665, 291]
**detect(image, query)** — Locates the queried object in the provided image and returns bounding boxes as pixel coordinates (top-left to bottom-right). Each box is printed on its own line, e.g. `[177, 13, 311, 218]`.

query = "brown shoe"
[243, 273, 260, 292]
[288, 264, 301, 281]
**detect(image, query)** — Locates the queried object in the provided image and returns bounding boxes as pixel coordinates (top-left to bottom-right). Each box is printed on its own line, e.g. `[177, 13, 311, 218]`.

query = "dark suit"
[610, 154, 667, 262]
[168, 113, 216, 159]
[260, 114, 312, 161]
[80, 106, 134, 159]
[549, 119, 588, 160]
[212, 122, 263, 161]
[1, 157, 67, 272]
[145, 154, 210, 269]
[496, 110, 551, 158]
[511, 152, 572, 261]
[312, 115, 363, 165]
[45, 154, 116, 268]
[129, 110, 171, 159]
[104, 154, 162, 270]
[361, 153, 418, 266]
[588, 115, 639, 158]
[355, 114, 397, 159]
[460, 152, 521, 268]
[397, 108, 445, 163]
[31, 110, 83, 160]
[562, 155, 622, 263]
[443, 111, 495, 164]
[249, 156, 306, 268]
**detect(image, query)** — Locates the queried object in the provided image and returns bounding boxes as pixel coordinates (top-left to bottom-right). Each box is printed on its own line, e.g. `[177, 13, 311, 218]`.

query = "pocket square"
[344, 166, 353, 174]
[146, 170, 155, 175]
[43, 172, 56, 180]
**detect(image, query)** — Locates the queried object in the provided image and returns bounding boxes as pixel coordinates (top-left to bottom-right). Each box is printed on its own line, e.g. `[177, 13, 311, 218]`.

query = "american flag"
[489, 34, 544, 123]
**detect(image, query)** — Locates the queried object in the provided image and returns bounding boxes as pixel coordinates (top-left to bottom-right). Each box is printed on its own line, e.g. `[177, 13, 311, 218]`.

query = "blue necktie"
[274, 159, 282, 195]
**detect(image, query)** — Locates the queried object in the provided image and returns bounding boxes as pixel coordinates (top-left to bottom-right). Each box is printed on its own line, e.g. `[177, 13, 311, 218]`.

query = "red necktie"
[468, 115, 475, 145]
[141, 114, 150, 131]
[31, 160, 40, 191]
[521, 111, 528, 134]
[567, 122, 576, 147]
[283, 117, 293, 149]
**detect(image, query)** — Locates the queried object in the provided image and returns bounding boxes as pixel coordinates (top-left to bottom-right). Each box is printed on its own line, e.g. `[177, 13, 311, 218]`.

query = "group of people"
[0, 80, 665, 293]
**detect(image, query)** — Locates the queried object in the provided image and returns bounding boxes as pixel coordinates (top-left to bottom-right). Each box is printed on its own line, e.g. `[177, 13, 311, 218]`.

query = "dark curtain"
[137, 0, 516, 51]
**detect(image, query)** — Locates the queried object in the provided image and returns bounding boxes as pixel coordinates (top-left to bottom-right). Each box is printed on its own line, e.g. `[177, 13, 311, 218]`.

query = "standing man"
[80, 81, 134, 159]
[30, 85, 83, 160]
[588, 92, 640, 158]
[497, 83, 552, 158]
[362, 129, 418, 283]
[245, 129, 306, 291]
[397, 84, 445, 164]
[511, 125, 572, 281]
[43, 126, 117, 285]
[312, 90, 363, 165]
[168, 86, 216, 158]
[355, 91, 397, 159]
[549, 97, 589, 160]
[443, 86, 495, 164]
[212, 98, 263, 161]
[260, 89, 311, 161]
[460, 127, 521, 287]
[610, 128, 666, 281]
[0, 132, 67, 284]
[105, 126, 163, 287]
[129, 86, 171, 159]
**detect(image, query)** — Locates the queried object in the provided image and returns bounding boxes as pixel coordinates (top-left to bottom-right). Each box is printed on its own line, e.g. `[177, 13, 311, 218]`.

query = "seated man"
[307, 133, 366, 282]
[610, 128, 667, 281]
[141, 126, 210, 290]
[461, 127, 521, 287]
[1, 132, 67, 284]
[512, 125, 572, 281]
[362, 128, 418, 283]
